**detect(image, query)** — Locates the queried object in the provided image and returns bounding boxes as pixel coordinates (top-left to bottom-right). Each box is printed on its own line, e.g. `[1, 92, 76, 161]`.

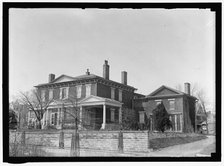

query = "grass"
[149, 135, 207, 150]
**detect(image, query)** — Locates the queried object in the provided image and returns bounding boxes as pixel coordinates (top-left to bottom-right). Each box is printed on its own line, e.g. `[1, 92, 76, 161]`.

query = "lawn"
[149, 135, 207, 150]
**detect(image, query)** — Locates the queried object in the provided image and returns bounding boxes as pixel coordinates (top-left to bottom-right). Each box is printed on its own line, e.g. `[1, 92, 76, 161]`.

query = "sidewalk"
[149, 135, 215, 157]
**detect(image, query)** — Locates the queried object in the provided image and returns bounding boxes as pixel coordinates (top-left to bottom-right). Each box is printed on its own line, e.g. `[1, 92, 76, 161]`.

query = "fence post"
[147, 130, 150, 149]
[118, 130, 123, 153]
[70, 132, 80, 156]
[21, 131, 26, 156]
[59, 131, 64, 149]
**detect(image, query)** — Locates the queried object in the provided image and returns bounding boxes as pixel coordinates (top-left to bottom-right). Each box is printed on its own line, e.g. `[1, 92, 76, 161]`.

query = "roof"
[35, 73, 137, 90]
[146, 85, 197, 100]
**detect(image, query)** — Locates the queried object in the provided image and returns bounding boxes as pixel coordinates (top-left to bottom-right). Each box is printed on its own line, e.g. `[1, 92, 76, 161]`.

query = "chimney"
[184, 82, 191, 95]
[103, 60, 109, 80]
[49, 74, 55, 83]
[86, 69, 90, 75]
[121, 71, 127, 85]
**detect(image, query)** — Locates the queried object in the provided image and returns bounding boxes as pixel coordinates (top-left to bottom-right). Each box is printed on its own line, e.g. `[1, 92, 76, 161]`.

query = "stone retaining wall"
[9, 130, 199, 153]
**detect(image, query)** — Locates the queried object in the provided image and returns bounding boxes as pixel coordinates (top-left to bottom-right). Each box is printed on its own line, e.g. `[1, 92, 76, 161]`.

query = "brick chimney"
[184, 82, 191, 95]
[86, 69, 90, 75]
[103, 60, 109, 80]
[121, 71, 127, 85]
[49, 74, 55, 83]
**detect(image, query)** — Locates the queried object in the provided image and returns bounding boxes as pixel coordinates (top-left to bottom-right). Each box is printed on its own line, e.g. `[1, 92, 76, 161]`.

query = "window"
[119, 89, 122, 102]
[41, 90, 45, 102]
[139, 112, 145, 123]
[51, 113, 58, 125]
[169, 114, 182, 132]
[111, 109, 115, 122]
[111, 88, 115, 99]
[155, 100, 162, 105]
[76, 85, 82, 98]
[85, 84, 91, 97]
[169, 99, 175, 110]
[49, 89, 53, 100]
[60, 87, 69, 99]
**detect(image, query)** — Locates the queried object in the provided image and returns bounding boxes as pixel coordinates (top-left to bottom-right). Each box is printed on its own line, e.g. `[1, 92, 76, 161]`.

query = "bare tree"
[20, 89, 53, 129]
[195, 89, 209, 134]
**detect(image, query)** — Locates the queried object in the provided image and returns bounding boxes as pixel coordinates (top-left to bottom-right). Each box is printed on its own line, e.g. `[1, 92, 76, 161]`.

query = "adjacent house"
[133, 83, 198, 132]
[28, 61, 142, 130]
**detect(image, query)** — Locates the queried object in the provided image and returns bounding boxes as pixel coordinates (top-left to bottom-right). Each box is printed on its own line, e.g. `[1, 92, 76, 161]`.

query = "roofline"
[147, 85, 184, 97]
[35, 75, 137, 90]
[134, 93, 197, 101]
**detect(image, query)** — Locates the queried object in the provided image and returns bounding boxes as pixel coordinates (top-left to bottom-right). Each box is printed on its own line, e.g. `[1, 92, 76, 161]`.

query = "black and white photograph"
[3, 2, 221, 163]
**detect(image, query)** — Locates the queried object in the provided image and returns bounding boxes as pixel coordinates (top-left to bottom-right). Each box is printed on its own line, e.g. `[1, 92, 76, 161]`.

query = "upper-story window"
[155, 99, 162, 105]
[111, 88, 115, 100]
[168, 99, 175, 110]
[76, 85, 82, 98]
[60, 87, 69, 99]
[118, 89, 122, 102]
[85, 84, 91, 97]
[41, 90, 45, 102]
[49, 89, 53, 100]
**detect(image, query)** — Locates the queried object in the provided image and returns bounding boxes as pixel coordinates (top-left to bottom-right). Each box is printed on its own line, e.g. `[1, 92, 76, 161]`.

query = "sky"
[9, 8, 215, 110]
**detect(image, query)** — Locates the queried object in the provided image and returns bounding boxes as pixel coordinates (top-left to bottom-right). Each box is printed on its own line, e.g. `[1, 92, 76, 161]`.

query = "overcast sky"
[9, 8, 215, 109]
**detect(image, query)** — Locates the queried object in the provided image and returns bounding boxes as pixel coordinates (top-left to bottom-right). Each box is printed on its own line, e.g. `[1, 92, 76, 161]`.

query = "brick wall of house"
[182, 96, 195, 132]
[134, 97, 183, 115]
[96, 83, 134, 109]
[37, 83, 97, 102]
[97, 83, 111, 99]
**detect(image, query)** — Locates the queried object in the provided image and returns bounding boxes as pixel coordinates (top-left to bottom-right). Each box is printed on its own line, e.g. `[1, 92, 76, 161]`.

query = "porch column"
[101, 104, 106, 129]
[46, 109, 49, 125]
[57, 108, 60, 126]
[180, 114, 183, 132]
[119, 107, 122, 124]
[175, 114, 177, 131]
[61, 107, 64, 129]
[79, 106, 83, 130]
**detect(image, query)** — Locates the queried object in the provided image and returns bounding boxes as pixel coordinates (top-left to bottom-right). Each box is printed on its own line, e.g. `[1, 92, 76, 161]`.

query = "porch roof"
[79, 95, 123, 107]
[48, 95, 123, 108]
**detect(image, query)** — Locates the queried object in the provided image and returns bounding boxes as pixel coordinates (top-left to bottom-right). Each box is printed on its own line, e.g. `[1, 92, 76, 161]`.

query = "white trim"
[155, 99, 162, 102]
[168, 98, 175, 101]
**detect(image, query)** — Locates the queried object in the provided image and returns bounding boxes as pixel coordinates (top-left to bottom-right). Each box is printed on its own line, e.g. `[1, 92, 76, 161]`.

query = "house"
[133, 83, 198, 132]
[28, 60, 143, 130]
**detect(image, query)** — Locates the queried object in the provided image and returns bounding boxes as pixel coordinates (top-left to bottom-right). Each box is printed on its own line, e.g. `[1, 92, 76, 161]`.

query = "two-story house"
[29, 60, 142, 130]
[133, 83, 198, 132]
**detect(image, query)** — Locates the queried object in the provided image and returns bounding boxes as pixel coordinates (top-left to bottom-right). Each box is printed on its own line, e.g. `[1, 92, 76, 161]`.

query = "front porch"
[39, 95, 123, 130]
[79, 95, 123, 130]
